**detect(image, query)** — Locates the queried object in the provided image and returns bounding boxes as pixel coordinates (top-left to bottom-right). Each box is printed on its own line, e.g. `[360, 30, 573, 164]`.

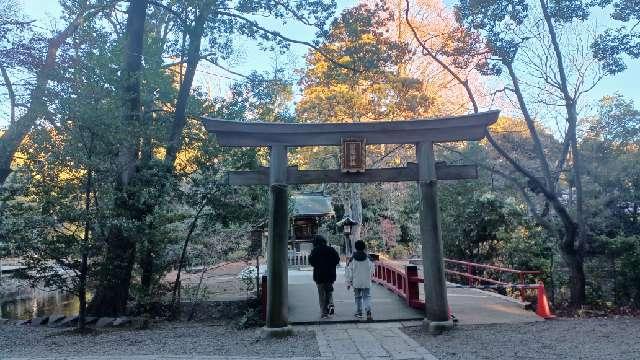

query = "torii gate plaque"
[202, 110, 499, 332]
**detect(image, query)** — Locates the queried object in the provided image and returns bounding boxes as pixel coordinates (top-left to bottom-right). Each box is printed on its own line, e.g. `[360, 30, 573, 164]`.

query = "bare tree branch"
[216, 11, 359, 74]
[0, 64, 16, 125]
[404, 0, 478, 112]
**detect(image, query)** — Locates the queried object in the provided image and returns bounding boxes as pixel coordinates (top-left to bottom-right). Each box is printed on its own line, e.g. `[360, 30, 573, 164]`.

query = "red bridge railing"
[443, 258, 541, 302]
[260, 258, 554, 321]
[372, 262, 424, 310]
[373, 258, 554, 319]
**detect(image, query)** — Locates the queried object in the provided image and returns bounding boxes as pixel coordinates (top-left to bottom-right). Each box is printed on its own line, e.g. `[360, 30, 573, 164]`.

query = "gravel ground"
[404, 317, 640, 360]
[0, 322, 319, 358]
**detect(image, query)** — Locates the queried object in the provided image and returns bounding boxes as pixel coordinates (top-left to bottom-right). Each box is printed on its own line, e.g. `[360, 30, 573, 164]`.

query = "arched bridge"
[267, 258, 553, 325]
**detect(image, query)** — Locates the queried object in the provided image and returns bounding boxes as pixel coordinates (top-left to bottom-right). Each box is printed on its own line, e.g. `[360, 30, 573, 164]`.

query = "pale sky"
[2, 0, 639, 128]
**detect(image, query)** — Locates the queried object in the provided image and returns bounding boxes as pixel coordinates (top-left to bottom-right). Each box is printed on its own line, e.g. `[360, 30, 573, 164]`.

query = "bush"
[387, 244, 414, 259]
[600, 235, 640, 306]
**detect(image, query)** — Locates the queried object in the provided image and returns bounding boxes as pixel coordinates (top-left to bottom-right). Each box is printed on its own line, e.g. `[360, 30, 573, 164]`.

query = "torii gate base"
[203, 111, 499, 333]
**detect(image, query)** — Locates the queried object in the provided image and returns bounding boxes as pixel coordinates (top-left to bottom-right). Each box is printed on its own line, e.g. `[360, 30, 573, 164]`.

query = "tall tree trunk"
[0, 6, 90, 184]
[78, 168, 92, 332]
[540, 0, 586, 305]
[503, 62, 554, 187]
[89, 0, 148, 317]
[164, 4, 212, 168]
[0, 65, 16, 125]
[89, 226, 137, 316]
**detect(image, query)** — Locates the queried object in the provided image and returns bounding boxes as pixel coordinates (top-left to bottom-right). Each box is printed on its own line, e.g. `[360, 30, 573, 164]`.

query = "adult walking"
[308, 234, 340, 318]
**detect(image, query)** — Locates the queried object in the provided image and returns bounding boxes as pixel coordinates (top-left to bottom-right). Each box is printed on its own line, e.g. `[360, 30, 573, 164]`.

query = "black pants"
[316, 283, 334, 315]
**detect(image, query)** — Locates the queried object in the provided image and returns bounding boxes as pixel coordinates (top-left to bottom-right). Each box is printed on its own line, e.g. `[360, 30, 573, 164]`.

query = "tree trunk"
[0, 8, 89, 184]
[164, 4, 212, 168]
[89, 0, 147, 317]
[78, 168, 92, 332]
[88, 226, 137, 316]
[0, 65, 16, 125]
[116, 0, 147, 187]
[504, 62, 553, 187]
[78, 249, 88, 331]
[540, 0, 587, 305]
[561, 245, 586, 306]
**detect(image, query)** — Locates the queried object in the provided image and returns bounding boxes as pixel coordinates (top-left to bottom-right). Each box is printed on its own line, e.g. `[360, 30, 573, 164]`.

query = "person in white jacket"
[345, 240, 374, 321]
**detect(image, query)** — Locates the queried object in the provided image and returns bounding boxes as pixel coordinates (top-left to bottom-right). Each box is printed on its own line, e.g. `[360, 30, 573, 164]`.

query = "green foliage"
[441, 186, 551, 270]
[590, 94, 640, 146]
[592, 0, 640, 74]
[224, 71, 295, 123]
[455, 0, 528, 63]
[597, 235, 640, 306]
[582, 95, 640, 239]
[387, 244, 414, 260]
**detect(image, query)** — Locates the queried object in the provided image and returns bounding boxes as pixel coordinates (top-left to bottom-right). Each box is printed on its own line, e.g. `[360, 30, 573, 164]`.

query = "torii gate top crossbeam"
[202, 110, 499, 147]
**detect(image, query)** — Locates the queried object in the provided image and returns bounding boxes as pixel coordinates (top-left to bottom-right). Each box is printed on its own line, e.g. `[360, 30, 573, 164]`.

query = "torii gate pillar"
[266, 144, 290, 330]
[417, 141, 451, 330]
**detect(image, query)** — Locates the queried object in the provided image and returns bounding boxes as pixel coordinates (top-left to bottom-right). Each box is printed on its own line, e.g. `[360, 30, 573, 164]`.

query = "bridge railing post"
[406, 265, 419, 308]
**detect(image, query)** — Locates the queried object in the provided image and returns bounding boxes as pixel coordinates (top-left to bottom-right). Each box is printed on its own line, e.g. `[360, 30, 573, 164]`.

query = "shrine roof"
[292, 194, 334, 217]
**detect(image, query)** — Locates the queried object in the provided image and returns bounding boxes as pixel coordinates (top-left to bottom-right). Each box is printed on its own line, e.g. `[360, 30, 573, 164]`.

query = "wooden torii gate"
[202, 110, 499, 332]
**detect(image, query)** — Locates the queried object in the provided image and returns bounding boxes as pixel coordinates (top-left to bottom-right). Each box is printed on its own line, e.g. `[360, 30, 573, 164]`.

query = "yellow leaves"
[165, 56, 187, 90]
[490, 116, 529, 134]
[58, 168, 85, 183]
[315, 60, 329, 74]
[154, 146, 167, 160]
[338, 55, 352, 64]
[360, 33, 376, 43]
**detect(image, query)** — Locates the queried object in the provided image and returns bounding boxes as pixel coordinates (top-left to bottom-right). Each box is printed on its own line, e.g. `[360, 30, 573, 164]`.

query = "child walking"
[345, 240, 374, 321]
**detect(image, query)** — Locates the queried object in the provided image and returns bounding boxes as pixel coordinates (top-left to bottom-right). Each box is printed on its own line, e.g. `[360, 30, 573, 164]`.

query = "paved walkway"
[289, 267, 543, 325]
[289, 268, 423, 323]
[446, 287, 542, 325]
[312, 322, 438, 360]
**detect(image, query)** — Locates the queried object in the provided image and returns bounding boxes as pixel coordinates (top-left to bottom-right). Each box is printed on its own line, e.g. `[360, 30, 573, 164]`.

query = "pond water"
[1, 287, 80, 320]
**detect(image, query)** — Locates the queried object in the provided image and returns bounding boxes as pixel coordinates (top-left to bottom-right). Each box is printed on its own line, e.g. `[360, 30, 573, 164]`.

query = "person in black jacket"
[308, 234, 340, 318]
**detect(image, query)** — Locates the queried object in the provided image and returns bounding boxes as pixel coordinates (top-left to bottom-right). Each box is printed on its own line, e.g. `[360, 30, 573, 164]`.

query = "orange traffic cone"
[535, 281, 556, 319]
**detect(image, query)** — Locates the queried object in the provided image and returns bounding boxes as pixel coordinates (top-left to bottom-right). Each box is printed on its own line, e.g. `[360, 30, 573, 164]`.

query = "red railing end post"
[406, 265, 420, 308]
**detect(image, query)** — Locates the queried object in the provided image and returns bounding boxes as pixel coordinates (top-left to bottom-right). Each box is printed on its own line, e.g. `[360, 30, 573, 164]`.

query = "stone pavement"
[311, 322, 439, 360]
[4, 322, 440, 360]
[4, 357, 322, 360]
